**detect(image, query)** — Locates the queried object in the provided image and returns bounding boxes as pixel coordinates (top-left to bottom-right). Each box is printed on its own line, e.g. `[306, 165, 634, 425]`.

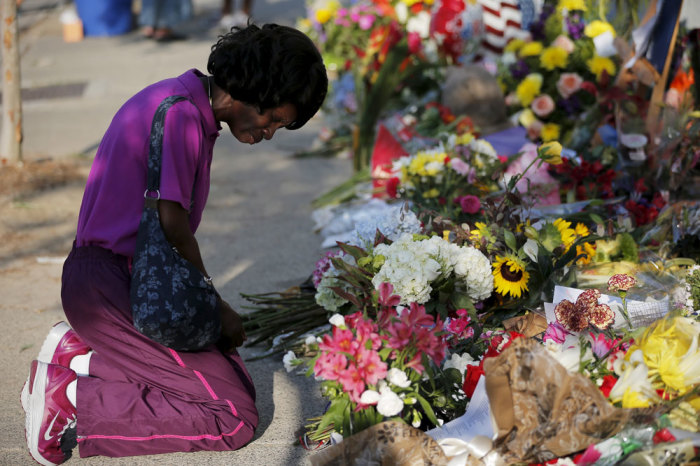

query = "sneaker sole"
[21, 323, 71, 413]
[25, 361, 55, 466]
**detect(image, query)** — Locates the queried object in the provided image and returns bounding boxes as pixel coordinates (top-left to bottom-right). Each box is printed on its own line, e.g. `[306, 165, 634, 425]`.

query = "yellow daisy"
[516, 74, 542, 106]
[587, 55, 617, 80]
[493, 254, 530, 299]
[504, 38, 525, 53]
[540, 46, 568, 71]
[519, 41, 543, 57]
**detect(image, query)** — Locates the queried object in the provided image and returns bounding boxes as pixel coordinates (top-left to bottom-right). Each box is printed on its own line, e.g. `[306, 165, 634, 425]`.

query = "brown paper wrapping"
[308, 421, 448, 466]
[484, 337, 631, 464]
[502, 312, 548, 338]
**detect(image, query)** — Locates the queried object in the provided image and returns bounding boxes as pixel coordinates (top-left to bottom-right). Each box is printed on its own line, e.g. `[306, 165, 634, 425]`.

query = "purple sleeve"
[158, 102, 203, 213]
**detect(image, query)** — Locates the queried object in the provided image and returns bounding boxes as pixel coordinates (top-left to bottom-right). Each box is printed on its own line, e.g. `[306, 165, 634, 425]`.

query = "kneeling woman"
[23, 23, 327, 465]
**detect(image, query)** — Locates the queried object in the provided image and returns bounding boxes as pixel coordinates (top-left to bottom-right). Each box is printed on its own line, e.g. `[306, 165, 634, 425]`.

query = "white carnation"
[386, 368, 412, 388]
[376, 387, 404, 417]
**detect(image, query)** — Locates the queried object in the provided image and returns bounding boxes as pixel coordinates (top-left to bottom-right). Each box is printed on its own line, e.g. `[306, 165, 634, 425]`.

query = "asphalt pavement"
[1, 0, 352, 464]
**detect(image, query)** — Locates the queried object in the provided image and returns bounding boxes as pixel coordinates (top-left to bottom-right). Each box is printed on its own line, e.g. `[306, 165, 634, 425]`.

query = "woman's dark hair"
[208, 23, 328, 130]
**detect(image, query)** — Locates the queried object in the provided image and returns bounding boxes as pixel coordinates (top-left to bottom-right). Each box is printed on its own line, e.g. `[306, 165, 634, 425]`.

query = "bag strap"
[145, 95, 189, 196]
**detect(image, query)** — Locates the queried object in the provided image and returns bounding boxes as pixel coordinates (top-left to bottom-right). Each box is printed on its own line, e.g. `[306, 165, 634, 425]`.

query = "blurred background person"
[140, 0, 192, 41]
[219, 0, 252, 31]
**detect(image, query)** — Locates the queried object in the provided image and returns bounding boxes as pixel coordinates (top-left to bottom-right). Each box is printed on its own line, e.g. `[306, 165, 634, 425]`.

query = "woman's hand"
[217, 298, 246, 352]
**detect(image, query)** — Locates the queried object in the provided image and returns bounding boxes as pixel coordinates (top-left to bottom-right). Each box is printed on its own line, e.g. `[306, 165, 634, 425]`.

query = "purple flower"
[566, 13, 584, 40]
[558, 94, 582, 115]
[511, 59, 531, 80]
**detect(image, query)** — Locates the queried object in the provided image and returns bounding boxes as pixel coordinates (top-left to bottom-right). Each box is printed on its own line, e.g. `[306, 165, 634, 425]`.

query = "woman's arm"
[158, 199, 208, 276]
[158, 199, 246, 349]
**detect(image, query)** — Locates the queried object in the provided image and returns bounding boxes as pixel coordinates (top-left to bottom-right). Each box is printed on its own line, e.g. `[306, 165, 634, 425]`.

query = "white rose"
[387, 368, 411, 388]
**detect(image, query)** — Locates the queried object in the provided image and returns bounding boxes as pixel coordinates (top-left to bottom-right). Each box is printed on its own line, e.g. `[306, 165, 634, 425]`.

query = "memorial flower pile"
[241, 1, 700, 461]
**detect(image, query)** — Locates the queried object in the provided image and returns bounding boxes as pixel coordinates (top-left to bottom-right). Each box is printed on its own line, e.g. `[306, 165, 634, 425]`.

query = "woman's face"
[217, 98, 297, 145]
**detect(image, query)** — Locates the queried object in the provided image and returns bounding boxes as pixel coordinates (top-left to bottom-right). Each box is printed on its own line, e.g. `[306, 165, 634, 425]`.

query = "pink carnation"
[554, 299, 588, 332]
[455, 194, 481, 214]
[557, 72, 583, 98]
[552, 34, 575, 53]
[531, 94, 555, 118]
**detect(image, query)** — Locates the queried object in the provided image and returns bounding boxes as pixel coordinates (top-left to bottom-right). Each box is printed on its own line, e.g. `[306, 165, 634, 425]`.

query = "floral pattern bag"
[130, 95, 220, 351]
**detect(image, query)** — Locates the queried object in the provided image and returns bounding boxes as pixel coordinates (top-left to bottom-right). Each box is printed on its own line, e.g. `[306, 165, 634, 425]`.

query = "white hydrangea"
[372, 234, 443, 304]
[451, 246, 494, 301]
[372, 234, 493, 304]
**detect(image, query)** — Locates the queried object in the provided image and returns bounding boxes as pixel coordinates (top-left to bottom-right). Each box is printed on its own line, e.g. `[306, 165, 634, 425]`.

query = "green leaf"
[318, 397, 349, 433]
[415, 393, 439, 426]
[503, 229, 517, 252]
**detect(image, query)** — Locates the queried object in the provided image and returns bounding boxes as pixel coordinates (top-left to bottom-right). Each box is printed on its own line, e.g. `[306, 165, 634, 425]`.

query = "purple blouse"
[75, 69, 221, 257]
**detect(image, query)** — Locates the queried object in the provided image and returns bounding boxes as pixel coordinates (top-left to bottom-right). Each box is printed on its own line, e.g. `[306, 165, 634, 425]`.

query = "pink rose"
[557, 72, 583, 98]
[531, 94, 555, 117]
[552, 34, 575, 53]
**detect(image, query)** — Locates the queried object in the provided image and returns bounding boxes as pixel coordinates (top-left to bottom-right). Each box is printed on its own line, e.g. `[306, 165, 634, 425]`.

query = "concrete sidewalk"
[1, 1, 351, 464]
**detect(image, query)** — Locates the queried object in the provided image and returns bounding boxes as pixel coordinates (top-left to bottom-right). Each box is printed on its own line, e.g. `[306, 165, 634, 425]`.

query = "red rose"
[462, 364, 484, 398]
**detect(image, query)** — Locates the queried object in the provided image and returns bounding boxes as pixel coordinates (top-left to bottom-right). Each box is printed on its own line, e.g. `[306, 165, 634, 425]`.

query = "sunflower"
[493, 254, 530, 299]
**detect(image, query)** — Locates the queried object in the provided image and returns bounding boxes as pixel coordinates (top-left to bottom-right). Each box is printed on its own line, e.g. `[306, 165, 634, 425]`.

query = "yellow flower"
[558, 0, 586, 11]
[469, 222, 490, 244]
[423, 188, 440, 199]
[587, 55, 617, 80]
[504, 38, 525, 53]
[584, 20, 615, 38]
[407, 150, 448, 177]
[540, 46, 568, 71]
[574, 223, 589, 237]
[519, 41, 543, 57]
[518, 108, 537, 128]
[554, 218, 576, 250]
[609, 363, 658, 408]
[455, 132, 474, 146]
[493, 254, 530, 299]
[315, 8, 333, 24]
[516, 74, 542, 106]
[541, 123, 560, 142]
[633, 317, 700, 394]
[576, 242, 596, 265]
[538, 141, 563, 164]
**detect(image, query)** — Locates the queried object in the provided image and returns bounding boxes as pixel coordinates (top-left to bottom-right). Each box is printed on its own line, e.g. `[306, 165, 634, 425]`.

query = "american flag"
[477, 0, 538, 55]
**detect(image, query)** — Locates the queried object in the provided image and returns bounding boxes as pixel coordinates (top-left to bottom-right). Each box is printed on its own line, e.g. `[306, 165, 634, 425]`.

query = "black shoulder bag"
[130, 95, 220, 351]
